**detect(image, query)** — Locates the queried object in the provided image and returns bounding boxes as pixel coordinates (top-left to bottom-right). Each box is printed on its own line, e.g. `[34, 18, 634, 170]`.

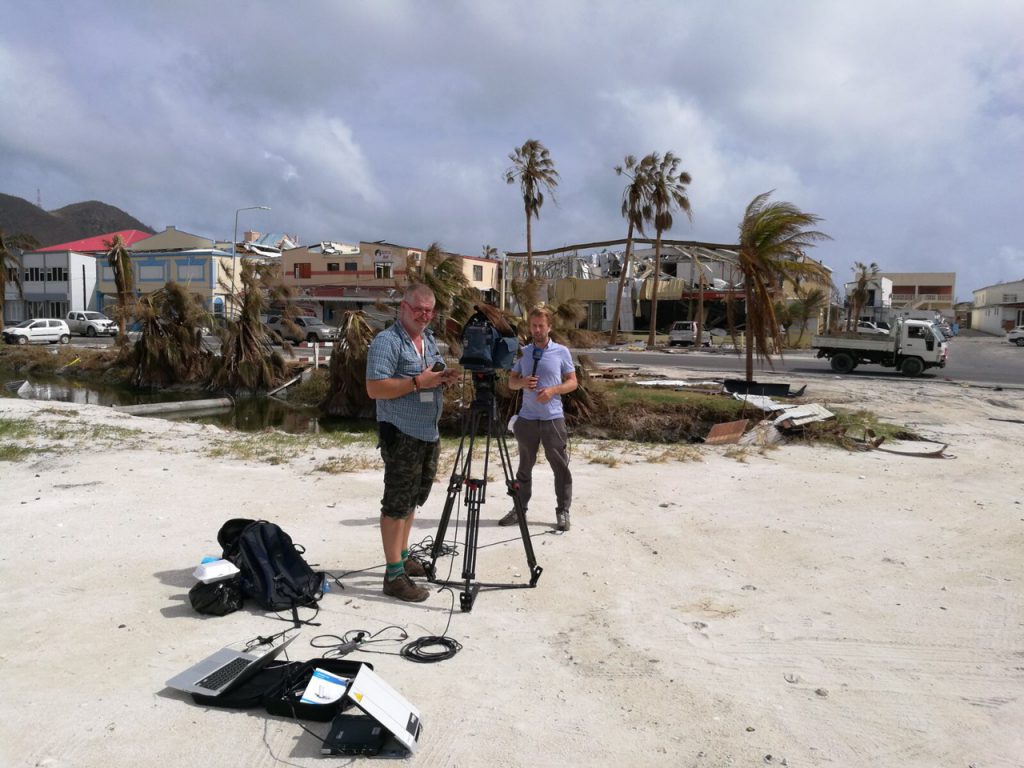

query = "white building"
[971, 279, 1024, 335]
[3, 249, 101, 323]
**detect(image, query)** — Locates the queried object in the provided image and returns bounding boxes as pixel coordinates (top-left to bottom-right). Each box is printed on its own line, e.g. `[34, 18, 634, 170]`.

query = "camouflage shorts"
[378, 422, 440, 520]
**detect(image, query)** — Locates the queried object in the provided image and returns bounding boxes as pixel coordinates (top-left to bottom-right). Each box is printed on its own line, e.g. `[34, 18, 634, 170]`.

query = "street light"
[231, 205, 271, 317]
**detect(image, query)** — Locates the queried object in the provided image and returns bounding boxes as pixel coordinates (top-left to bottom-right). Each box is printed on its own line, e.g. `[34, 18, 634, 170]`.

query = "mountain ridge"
[0, 193, 154, 247]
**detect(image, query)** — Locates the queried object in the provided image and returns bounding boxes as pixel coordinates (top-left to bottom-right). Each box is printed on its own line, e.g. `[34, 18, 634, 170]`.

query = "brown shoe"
[404, 557, 427, 578]
[383, 573, 428, 602]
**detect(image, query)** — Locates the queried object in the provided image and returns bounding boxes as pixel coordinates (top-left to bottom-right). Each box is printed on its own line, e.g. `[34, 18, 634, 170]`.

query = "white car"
[1007, 326, 1024, 347]
[2, 318, 72, 345]
[66, 311, 119, 337]
[668, 320, 712, 347]
[856, 321, 889, 335]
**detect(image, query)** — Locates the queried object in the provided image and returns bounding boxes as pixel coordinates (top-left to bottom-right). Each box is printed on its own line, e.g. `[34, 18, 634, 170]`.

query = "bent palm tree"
[848, 261, 880, 330]
[105, 235, 136, 341]
[609, 155, 653, 344]
[504, 139, 559, 283]
[320, 310, 377, 418]
[209, 261, 291, 392]
[646, 152, 693, 349]
[0, 230, 37, 332]
[736, 191, 831, 381]
[132, 282, 212, 387]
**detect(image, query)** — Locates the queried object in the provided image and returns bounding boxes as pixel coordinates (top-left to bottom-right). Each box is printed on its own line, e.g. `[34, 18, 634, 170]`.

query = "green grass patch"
[314, 455, 379, 474]
[205, 429, 376, 463]
[799, 408, 921, 449]
[0, 443, 33, 461]
[37, 407, 79, 417]
[0, 418, 36, 439]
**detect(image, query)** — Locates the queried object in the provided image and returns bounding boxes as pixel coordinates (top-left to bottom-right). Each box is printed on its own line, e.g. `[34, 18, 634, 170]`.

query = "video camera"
[459, 305, 518, 373]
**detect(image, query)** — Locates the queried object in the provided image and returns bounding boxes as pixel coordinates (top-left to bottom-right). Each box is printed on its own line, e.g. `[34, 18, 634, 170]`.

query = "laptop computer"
[321, 666, 421, 758]
[165, 630, 298, 697]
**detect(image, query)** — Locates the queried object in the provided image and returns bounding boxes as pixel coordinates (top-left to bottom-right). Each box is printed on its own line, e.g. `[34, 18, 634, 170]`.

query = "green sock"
[385, 561, 404, 581]
[401, 549, 410, 562]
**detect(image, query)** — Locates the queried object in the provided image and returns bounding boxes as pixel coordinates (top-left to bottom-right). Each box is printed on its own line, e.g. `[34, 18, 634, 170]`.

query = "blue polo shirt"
[513, 340, 574, 420]
[366, 321, 445, 442]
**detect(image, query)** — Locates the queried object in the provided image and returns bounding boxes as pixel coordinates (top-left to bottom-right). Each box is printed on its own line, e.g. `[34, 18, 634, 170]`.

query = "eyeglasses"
[403, 301, 435, 317]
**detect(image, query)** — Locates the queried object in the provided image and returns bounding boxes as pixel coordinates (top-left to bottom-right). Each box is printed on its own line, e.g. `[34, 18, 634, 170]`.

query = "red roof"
[37, 229, 152, 253]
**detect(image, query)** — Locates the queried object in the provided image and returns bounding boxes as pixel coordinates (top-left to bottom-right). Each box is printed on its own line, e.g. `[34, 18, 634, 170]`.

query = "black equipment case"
[191, 658, 370, 722]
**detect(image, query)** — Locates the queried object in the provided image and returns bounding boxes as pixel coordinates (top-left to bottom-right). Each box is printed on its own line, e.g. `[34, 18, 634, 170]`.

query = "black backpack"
[218, 519, 324, 621]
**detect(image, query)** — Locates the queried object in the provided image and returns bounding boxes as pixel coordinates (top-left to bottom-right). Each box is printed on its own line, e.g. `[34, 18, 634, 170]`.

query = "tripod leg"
[495, 428, 543, 587]
[429, 418, 472, 579]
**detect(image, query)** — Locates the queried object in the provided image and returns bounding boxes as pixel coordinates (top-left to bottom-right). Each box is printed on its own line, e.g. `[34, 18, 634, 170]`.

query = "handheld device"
[431, 361, 446, 372]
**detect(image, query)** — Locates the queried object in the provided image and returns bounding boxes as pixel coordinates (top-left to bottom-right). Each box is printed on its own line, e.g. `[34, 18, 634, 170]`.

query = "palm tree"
[789, 285, 828, 345]
[105, 234, 136, 340]
[609, 155, 653, 344]
[417, 242, 477, 348]
[736, 191, 831, 381]
[848, 261, 880, 330]
[320, 310, 377, 418]
[481, 244, 498, 260]
[0, 230, 37, 332]
[131, 282, 212, 387]
[504, 139, 559, 281]
[209, 261, 291, 392]
[645, 152, 693, 349]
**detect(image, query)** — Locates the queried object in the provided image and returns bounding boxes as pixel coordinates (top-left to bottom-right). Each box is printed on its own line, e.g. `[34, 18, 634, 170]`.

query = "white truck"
[66, 311, 119, 337]
[812, 318, 948, 377]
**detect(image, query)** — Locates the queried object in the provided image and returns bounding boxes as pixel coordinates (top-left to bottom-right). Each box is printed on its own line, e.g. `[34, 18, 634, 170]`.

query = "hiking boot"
[383, 573, 428, 602]
[499, 508, 523, 526]
[556, 510, 571, 532]
[404, 557, 427, 578]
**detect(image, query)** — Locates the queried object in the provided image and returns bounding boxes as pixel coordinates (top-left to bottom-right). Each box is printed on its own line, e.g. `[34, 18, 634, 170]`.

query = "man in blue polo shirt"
[500, 305, 578, 531]
[366, 284, 456, 602]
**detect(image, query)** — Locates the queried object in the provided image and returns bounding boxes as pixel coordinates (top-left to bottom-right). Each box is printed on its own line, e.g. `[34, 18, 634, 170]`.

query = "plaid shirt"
[366, 321, 445, 442]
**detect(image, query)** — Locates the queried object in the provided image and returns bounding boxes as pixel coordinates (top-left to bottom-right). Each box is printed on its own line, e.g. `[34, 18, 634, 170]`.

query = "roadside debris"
[704, 419, 749, 445]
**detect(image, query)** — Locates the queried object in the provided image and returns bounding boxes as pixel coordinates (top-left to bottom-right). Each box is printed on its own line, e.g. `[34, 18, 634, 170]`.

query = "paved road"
[582, 333, 1024, 388]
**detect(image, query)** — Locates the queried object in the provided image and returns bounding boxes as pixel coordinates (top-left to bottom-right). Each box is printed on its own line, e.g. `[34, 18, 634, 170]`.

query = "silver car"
[266, 315, 340, 344]
[1007, 325, 1024, 347]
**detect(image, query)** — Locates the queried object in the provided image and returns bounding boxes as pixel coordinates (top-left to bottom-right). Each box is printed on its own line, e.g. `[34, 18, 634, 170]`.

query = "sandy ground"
[1, 369, 1022, 768]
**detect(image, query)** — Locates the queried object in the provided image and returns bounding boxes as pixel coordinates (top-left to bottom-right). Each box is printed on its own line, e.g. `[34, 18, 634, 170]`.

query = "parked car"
[66, 311, 118, 337]
[266, 315, 340, 343]
[668, 320, 712, 347]
[856, 321, 889, 335]
[1, 318, 71, 345]
[1007, 326, 1024, 347]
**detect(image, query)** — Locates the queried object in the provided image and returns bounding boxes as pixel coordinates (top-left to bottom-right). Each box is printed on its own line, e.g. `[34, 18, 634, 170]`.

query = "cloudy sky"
[3, 1, 1022, 297]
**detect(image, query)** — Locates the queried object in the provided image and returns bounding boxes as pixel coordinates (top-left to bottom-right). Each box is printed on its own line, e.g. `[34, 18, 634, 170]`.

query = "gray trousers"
[512, 417, 572, 514]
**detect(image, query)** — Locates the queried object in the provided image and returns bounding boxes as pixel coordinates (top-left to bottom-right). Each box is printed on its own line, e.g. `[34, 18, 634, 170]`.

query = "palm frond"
[320, 310, 377, 418]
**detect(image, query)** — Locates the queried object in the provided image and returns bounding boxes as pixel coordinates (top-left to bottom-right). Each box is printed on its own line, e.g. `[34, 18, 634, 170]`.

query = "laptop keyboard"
[196, 657, 253, 691]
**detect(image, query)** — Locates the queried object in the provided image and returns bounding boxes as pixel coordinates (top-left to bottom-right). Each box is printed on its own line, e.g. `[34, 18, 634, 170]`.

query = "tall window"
[375, 262, 392, 279]
[294, 262, 311, 279]
[473, 265, 484, 281]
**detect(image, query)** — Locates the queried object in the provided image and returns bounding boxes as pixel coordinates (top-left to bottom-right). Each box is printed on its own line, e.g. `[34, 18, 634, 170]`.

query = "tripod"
[427, 371, 543, 611]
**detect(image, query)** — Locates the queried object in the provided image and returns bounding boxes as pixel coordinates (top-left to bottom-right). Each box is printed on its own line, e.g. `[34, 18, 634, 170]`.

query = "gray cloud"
[2, 0, 1022, 294]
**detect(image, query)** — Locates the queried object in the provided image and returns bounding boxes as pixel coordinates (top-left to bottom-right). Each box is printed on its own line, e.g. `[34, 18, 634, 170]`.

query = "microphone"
[531, 346, 544, 376]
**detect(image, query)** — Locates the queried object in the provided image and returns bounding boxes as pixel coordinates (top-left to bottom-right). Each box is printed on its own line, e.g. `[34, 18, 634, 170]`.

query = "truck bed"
[811, 333, 897, 352]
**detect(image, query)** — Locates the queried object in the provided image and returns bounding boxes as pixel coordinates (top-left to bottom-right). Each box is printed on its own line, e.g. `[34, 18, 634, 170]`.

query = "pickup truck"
[812, 319, 947, 377]
[66, 311, 118, 337]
